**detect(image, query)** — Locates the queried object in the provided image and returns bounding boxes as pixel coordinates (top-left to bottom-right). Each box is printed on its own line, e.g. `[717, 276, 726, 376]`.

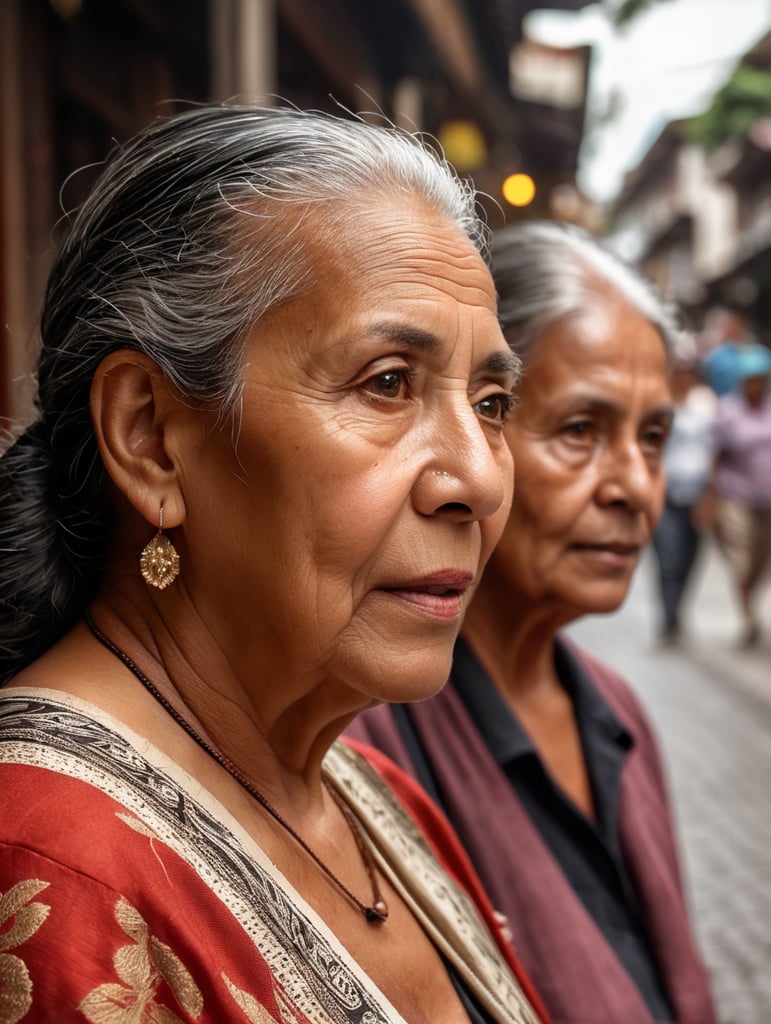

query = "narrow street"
[569, 541, 771, 1024]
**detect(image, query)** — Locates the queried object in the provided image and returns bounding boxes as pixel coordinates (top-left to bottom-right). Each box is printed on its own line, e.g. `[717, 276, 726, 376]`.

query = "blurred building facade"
[610, 28, 771, 346]
[1, 0, 592, 423]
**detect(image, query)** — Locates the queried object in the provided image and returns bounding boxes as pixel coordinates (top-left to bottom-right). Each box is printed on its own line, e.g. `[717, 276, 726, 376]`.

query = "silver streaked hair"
[0, 103, 488, 680]
[491, 220, 680, 361]
[43, 104, 487, 414]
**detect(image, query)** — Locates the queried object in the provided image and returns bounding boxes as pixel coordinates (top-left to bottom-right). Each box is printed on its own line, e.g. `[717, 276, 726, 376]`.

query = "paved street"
[569, 540, 771, 1024]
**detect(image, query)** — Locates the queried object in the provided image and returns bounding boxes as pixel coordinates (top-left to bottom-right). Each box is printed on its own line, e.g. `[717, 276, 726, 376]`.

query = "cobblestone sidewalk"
[570, 542, 771, 1024]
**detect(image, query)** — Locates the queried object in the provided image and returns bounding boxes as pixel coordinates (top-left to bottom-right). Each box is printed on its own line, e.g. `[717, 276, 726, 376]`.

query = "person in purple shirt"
[700, 343, 771, 646]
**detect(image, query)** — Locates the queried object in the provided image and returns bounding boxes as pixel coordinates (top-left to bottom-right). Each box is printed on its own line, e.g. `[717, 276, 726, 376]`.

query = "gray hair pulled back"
[491, 220, 679, 360]
[0, 104, 486, 682]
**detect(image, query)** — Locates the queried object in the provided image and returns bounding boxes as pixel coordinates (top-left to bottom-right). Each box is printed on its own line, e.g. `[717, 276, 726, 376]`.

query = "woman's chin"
[574, 587, 631, 618]
[362, 650, 454, 707]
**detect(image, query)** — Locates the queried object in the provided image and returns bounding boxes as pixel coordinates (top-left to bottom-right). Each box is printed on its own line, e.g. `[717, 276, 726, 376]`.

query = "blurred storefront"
[0, 0, 593, 423]
[705, 117, 771, 346]
[609, 27, 771, 342]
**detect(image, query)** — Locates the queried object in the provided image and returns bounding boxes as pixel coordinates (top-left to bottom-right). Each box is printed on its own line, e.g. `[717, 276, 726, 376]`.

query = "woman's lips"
[571, 542, 641, 568]
[382, 571, 474, 620]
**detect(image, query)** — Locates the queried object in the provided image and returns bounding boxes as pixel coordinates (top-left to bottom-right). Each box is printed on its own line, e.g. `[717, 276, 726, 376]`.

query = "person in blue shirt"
[701, 306, 757, 396]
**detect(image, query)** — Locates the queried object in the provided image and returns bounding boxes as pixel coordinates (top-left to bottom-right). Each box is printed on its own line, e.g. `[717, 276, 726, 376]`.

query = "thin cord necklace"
[84, 612, 388, 924]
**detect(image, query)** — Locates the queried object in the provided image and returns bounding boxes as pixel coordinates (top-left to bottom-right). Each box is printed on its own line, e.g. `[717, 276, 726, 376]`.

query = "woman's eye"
[474, 391, 514, 424]
[642, 426, 669, 452]
[564, 419, 593, 439]
[361, 369, 409, 400]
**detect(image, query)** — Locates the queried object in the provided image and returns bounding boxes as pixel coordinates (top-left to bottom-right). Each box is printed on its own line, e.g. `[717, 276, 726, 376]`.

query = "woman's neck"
[461, 580, 572, 701]
[29, 592, 351, 815]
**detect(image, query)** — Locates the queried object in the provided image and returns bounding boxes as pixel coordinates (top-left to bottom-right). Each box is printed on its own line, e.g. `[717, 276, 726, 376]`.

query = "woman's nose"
[596, 441, 656, 511]
[411, 405, 512, 522]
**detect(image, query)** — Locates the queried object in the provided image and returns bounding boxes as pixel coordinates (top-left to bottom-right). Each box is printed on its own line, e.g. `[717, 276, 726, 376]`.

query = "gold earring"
[139, 506, 180, 589]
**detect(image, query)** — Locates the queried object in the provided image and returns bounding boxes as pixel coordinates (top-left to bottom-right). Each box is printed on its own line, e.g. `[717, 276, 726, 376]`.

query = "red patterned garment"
[0, 687, 546, 1024]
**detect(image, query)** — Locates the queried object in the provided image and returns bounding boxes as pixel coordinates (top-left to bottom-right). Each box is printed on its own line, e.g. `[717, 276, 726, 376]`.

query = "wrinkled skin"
[480, 284, 673, 632]
[163, 197, 517, 749]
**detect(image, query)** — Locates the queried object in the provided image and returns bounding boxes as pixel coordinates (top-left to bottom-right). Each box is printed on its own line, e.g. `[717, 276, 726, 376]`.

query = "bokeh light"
[502, 173, 536, 207]
[439, 121, 487, 173]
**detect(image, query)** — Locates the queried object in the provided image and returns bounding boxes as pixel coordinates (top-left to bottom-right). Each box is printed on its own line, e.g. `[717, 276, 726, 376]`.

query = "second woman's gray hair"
[491, 220, 680, 360]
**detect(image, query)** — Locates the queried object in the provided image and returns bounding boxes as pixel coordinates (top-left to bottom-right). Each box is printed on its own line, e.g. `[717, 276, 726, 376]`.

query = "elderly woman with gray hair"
[0, 106, 547, 1023]
[349, 221, 716, 1024]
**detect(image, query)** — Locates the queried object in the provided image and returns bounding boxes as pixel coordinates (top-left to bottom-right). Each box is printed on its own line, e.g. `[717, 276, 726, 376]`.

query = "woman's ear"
[90, 350, 189, 528]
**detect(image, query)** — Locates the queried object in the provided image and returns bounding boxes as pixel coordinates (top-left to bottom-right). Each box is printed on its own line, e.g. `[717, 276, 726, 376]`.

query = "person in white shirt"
[651, 339, 717, 642]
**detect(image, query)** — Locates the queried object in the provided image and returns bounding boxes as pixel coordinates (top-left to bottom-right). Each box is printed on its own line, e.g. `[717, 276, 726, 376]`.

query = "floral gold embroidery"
[222, 974, 304, 1024]
[79, 897, 203, 1023]
[0, 879, 51, 1024]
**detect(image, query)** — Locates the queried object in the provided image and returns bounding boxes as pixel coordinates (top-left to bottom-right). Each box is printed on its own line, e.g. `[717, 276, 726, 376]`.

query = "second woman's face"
[488, 286, 673, 621]
[178, 199, 517, 706]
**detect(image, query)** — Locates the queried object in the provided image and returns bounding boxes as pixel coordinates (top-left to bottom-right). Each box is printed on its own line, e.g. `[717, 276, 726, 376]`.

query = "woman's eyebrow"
[566, 395, 676, 421]
[363, 320, 519, 382]
[368, 320, 439, 352]
[368, 323, 520, 374]
[481, 350, 521, 379]
[648, 404, 675, 425]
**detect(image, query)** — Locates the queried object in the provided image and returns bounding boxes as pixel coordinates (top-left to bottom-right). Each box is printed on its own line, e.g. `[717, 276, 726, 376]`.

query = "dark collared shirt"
[451, 635, 674, 1023]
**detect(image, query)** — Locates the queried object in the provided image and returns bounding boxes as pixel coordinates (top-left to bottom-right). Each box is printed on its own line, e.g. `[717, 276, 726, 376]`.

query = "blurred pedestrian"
[700, 306, 757, 396]
[652, 337, 717, 642]
[700, 343, 771, 647]
[348, 221, 716, 1024]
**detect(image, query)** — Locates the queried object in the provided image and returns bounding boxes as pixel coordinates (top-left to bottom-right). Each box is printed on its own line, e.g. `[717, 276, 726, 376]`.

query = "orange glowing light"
[502, 173, 536, 207]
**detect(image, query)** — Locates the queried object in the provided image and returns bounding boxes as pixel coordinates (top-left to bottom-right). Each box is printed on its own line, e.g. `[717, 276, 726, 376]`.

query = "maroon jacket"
[346, 638, 716, 1024]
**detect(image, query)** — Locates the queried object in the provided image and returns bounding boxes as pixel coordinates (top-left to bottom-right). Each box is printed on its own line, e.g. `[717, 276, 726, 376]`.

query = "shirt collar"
[452, 634, 633, 769]
[555, 640, 633, 751]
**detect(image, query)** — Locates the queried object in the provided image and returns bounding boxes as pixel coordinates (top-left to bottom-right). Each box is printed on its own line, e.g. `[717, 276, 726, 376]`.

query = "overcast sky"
[527, 0, 771, 202]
